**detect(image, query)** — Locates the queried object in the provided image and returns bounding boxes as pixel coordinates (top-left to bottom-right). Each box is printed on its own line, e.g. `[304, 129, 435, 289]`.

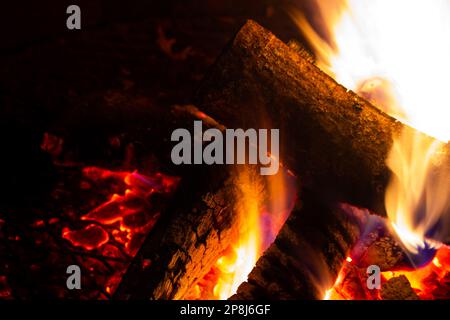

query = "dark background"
[1, 0, 317, 51]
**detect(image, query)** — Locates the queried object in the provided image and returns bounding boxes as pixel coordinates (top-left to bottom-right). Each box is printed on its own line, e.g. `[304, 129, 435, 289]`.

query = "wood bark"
[195, 20, 448, 216]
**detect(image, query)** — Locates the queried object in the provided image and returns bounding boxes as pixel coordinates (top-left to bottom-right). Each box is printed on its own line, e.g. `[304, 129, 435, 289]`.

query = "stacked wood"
[116, 20, 449, 300]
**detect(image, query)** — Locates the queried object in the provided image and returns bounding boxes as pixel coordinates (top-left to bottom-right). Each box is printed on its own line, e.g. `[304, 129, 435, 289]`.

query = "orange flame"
[192, 168, 296, 300]
[213, 168, 262, 300]
[290, 0, 450, 255]
[385, 131, 449, 255]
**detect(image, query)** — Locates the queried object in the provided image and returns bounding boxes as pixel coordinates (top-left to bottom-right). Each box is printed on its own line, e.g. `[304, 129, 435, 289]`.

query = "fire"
[191, 167, 296, 300]
[386, 131, 449, 256]
[291, 0, 450, 260]
[433, 257, 442, 268]
[290, 0, 450, 139]
[213, 168, 261, 300]
[325, 245, 450, 300]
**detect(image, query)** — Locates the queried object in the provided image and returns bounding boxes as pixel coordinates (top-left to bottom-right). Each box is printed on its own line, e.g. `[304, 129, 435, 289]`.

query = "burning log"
[115, 21, 448, 300]
[357, 236, 405, 271]
[351, 223, 408, 271]
[195, 20, 448, 215]
[114, 164, 264, 300]
[230, 191, 367, 300]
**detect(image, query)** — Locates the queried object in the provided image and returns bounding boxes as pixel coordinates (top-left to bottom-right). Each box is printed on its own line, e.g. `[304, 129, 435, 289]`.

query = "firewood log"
[195, 20, 448, 216]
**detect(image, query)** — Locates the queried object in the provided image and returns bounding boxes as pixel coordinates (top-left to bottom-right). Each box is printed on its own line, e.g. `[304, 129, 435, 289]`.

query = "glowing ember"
[62, 224, 109, 251]
[61, 166, 179, 296]
[381, 246, 450, 299]
[69, 167, 179, 254]
[41, 132, 64, 158]
[0, 276, 12, 299]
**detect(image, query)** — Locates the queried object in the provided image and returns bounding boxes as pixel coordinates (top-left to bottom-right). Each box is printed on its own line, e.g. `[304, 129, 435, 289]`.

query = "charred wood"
[195, 20, 448, 216]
